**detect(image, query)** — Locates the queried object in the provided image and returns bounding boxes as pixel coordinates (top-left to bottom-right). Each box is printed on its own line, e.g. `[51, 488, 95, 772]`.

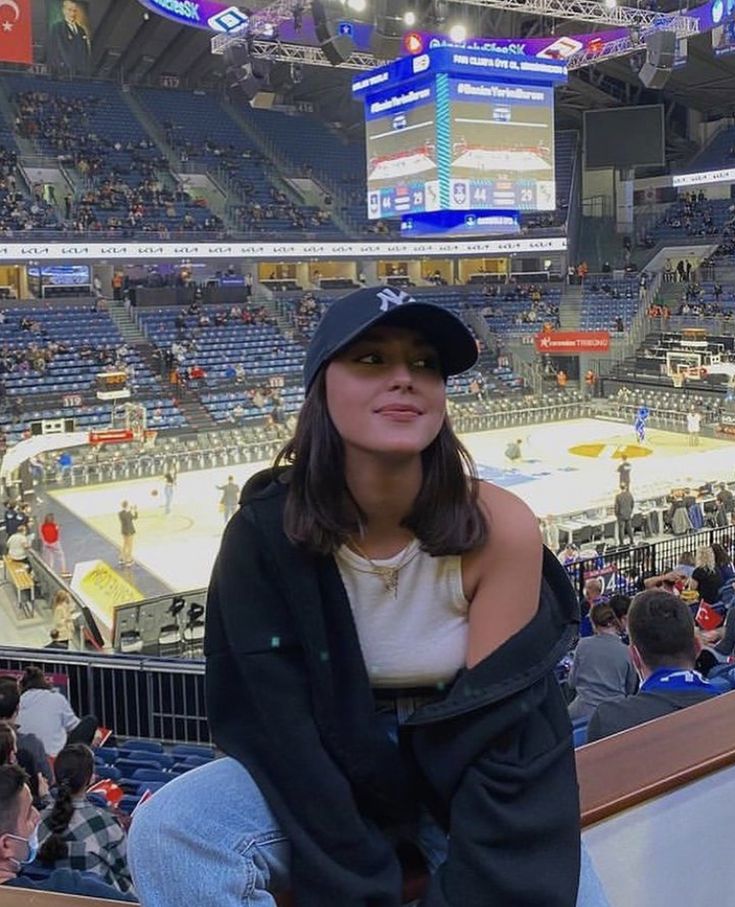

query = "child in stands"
[128, 286, 581, 906]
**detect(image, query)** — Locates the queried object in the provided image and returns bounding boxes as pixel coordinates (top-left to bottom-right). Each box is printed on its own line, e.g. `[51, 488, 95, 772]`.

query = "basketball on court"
[151, 489, 159, 497]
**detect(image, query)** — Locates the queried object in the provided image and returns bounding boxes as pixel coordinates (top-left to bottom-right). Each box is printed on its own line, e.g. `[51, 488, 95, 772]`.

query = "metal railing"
[0, 523, 731, 746]
[0, 647, 208, 745]
[564, 525, 735, 599]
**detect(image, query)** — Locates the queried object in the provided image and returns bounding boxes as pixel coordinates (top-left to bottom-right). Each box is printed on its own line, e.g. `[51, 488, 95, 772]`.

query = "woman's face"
[325, 325, 446, 459]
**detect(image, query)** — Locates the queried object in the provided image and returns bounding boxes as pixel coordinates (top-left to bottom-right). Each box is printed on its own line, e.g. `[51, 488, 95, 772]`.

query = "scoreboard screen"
[447, 79, 555, 212]
[365, 82, 438, 220]
[357, 48, 565, 222]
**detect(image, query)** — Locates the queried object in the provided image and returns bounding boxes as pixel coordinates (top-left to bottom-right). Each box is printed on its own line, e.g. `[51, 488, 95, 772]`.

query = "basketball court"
[452, 148, 552, 173]
[369, 150, 437, 181]
[42, 418, 734, 596]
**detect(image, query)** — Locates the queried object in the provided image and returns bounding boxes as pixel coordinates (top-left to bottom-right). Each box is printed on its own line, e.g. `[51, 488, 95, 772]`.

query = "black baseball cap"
[303, 286, 478, 391]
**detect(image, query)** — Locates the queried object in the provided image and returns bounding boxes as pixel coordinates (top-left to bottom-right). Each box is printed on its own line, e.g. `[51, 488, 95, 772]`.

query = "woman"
[688, 546, 722, 604]
[0, 720, 48, 808]
[127, 287, 581, 906]
[568, 602, 638, 721]
[38, 744, 134, 895]
[17, 667, 97, 758]
[39, 513, 67, 575]
[51, 590, 76, 648]
[711, 542, 735, 588]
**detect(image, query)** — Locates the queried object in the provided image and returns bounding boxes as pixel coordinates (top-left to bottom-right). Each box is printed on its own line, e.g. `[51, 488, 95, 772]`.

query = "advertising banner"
[534, 331, 611, 354]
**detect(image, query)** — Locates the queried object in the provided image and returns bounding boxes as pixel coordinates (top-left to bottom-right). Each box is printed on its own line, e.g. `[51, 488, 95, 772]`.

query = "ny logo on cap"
[376, 288, 415, 313]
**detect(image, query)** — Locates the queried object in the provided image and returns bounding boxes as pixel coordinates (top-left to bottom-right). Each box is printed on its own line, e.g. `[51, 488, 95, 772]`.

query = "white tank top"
[335, 539, 469, 688]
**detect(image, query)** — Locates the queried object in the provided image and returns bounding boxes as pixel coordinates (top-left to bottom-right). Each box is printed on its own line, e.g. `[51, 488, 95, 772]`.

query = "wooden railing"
[4, 691, 735, 906]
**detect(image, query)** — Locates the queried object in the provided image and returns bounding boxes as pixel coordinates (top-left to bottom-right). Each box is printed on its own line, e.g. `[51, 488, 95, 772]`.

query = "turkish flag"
[0, 0, 33, 65]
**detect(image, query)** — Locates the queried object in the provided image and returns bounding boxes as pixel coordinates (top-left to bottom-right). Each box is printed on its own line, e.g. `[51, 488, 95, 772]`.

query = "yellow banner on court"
[74, 561, 144, 631]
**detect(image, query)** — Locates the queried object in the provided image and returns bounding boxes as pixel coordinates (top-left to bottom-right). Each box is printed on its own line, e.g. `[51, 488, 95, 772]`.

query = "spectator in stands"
[688, 546, 723, 605]
[127, 287, 581, 907]
[117, 501, 138, 568]
[0, 764, 134, 900]
[17, 667, 97, 758]
[716, 483, 734, 525]
[51, 591, 76, 648]
[0, 678, 53, 794]
[38, 744, 133, 895]
[39, 514, 67, 576]
[6, 525, 31, 564]
[614, 486, 635, 547]
[586, 591, 720, 742]
[568, 602, 637, 721]
[216, 475, 240, 523]
[711, 542, 735, 588]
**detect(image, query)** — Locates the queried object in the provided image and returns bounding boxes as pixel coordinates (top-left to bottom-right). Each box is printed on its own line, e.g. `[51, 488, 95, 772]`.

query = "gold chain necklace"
[348, 538, 417, 597]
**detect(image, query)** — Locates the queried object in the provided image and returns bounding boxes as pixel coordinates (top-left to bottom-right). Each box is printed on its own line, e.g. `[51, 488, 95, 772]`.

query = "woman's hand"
[37, 772, 49, 799]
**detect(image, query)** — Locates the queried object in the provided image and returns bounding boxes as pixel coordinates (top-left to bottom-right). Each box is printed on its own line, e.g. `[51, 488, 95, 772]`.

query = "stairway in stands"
[559, 283, 584, 330]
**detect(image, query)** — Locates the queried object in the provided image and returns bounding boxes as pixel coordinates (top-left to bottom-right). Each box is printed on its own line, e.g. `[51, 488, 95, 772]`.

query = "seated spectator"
[587, 590, 720, 742]
[711, 542, 735, 588]
[38, 744, 133, 895]
[0, 720, 48, 811]
[0, 678, 52, 792]
[17, 668, 97, 758]
[687, 546, 722, 604]
[6, 525, 31, 563]
[568, 602, 638, 721]
[0, 764, 134, 900]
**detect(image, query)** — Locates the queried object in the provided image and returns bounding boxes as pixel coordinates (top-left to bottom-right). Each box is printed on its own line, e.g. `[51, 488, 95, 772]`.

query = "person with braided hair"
[37, 744, 133, 896]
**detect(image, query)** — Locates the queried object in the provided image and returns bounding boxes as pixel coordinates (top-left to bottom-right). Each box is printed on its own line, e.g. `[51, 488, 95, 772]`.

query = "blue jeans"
[128, 756, 610, 907]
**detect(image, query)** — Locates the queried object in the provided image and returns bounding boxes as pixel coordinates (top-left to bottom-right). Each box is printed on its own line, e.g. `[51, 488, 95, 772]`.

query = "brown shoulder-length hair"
[274, 371, 487, 556]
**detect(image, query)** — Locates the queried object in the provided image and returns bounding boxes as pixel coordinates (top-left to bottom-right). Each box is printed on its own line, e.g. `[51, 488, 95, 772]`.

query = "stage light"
[448, 22, 467, 43]
[604, 0, 617, 8]
[404, 9, 416, 25]
[347, 0, 367, 10]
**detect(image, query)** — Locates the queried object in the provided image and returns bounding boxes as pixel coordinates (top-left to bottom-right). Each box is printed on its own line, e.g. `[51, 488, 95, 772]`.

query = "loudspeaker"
[313, 0, 355, 65]
[639, 30, 675, 88]
[371, 0, 404, 59]
[646, 30, 675, 67]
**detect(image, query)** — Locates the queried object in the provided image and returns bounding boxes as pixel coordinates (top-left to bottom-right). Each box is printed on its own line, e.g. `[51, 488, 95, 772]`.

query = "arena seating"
[0, 132, 58, 234]
[580, 277, 640, 330]
[136, 88, 335, 236]
[6, 74, 219, 236]
[685, 126, 735, 172]
[137, 304, 305, 382]
[647, 195, 732, 245]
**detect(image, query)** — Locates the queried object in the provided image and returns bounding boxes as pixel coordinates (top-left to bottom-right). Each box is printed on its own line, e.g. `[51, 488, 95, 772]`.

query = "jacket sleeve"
[413, 678, 580, 907]
[205, 506, 402, 907]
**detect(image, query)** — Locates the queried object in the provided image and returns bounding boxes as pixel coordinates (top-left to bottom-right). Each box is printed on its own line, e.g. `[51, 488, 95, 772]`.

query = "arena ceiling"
[33, 0, 735, 127]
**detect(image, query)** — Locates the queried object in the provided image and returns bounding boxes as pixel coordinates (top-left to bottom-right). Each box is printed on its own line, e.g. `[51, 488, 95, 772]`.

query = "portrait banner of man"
[46, 0, 92, 76]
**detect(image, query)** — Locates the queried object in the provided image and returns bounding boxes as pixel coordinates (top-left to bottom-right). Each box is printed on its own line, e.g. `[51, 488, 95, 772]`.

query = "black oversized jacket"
[204, 469, 581, 907]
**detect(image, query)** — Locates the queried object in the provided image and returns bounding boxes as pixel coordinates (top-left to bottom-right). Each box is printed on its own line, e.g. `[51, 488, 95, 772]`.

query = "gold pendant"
[380, 567, 399, 596]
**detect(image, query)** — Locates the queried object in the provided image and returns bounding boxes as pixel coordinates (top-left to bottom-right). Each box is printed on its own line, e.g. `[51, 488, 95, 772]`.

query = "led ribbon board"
[353, 47, 566, 224]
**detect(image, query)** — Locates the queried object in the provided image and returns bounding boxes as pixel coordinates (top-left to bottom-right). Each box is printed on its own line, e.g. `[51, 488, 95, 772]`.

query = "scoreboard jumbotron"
[352, 47, 567, 231]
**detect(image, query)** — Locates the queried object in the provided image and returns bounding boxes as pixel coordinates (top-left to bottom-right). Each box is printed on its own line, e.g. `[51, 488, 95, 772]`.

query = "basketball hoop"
[671, 371, 684, 388]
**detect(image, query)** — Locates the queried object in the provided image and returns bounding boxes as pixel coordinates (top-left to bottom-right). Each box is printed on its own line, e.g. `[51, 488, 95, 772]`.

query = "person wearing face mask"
[586, 590, 720, 742]
[0, 763, 134, 899]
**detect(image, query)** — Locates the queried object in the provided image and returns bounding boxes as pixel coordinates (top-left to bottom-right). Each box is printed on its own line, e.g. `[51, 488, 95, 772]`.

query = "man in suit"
[47, 0, 91, 76]
[586, 590, 720, 742]
[614, 485, 635, 547]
